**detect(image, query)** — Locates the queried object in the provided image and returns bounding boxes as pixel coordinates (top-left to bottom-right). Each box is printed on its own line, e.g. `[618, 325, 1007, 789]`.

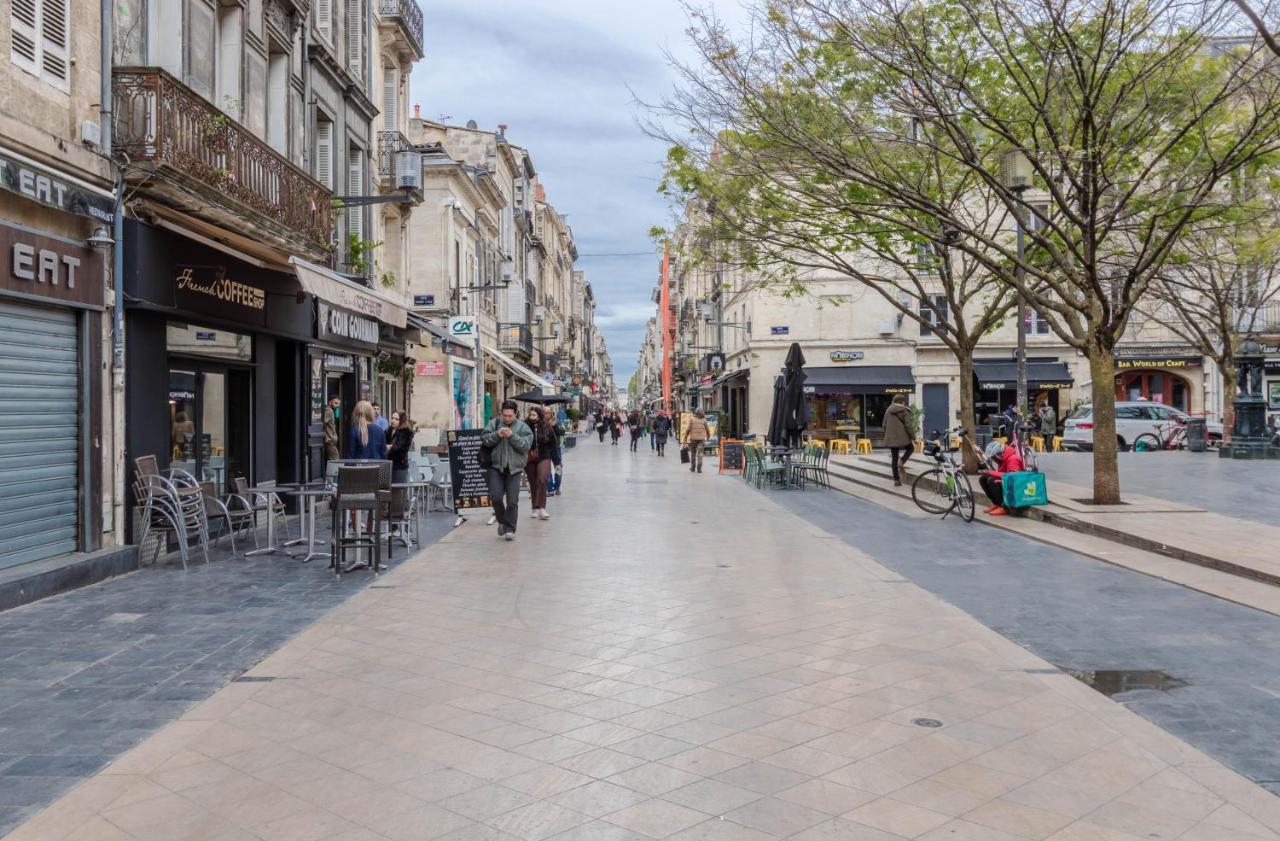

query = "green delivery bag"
[1003, 471, 1049, 508]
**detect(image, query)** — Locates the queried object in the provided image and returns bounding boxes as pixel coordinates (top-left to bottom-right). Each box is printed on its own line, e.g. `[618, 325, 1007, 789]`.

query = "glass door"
[167, 366, 253, 495]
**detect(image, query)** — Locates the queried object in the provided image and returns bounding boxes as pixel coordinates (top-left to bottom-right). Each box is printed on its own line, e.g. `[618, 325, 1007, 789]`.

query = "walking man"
[684, 410, 710, 473]
[882, 393, 915, 487]
[481, 400, 532, 540]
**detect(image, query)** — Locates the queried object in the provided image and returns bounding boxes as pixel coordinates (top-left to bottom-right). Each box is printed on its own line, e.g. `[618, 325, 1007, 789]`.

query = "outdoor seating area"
[742, 441, 830, 490]
[130, 453, 450, 576]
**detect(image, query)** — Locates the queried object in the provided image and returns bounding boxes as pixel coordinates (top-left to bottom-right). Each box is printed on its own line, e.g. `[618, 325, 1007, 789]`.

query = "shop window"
[168, 368, 251, 496]
[166, 323, 252, 362]
[1115, 371, 1190, 412]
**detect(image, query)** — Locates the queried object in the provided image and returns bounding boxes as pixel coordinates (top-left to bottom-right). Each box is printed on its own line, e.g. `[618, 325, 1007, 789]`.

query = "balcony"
[1257, 302, 1280, 334]
[379, 0, 424, 60]
[113, 68, 332, 259]
[498, 322, 533, 359]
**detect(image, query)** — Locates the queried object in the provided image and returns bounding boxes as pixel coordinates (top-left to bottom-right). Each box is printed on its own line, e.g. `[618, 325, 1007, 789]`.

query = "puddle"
[1060, 668, 1187, 697]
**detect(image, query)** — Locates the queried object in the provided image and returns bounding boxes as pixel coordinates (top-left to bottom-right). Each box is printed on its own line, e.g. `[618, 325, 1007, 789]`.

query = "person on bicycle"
[979, 440, 1024, 516]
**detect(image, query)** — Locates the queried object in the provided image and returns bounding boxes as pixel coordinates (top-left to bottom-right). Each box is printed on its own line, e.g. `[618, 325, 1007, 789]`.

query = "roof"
[973, 360, 1074, 388]
[802, 365, 916, 395]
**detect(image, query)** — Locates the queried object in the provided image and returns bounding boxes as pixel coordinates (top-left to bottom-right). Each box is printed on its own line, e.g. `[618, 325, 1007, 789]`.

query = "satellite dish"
[465, 120, 478, 129]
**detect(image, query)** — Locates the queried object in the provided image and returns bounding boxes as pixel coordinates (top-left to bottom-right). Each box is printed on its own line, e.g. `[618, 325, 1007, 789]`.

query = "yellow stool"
[855, 438, 873, 455]
[1029, 436, 1045, 452]
[829, 439, 850, 454]
[1052, 435, 1064, 452]
[994, 437, 1008, 447]
[913, 439, 924, 453]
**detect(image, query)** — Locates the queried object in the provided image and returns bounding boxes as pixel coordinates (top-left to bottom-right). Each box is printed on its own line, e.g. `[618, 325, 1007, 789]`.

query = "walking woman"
[386, 410, 414, 484]
[544, 407, 565, 496]
[882, 393, 915, 487]
[525, 407, 556, 520]
[653, 411, 672, 457]
[596, 411, 608, 443]
[609, 412, 623, 446]
[628, 410, 643, 452]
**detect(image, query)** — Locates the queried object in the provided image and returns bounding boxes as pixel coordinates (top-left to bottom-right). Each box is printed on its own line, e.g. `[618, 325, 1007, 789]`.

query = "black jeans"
[979, 474, 1004, 507]
[889, 446, 910, 481]
[487, 468, 522, 533]
[630, 432, 640, 452]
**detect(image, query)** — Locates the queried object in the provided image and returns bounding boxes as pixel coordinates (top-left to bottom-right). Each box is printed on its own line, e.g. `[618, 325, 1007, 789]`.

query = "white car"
[1061, 402, 1223, 452]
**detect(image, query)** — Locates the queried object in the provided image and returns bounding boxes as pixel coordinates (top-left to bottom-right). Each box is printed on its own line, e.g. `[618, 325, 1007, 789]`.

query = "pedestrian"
[647, 410, 657, 450]
[653, 410, 672, 456]
[628, 410, 642, 452]
[347, 400, 387, 459]
[544, 407, 565, 496]
[979, 439, 1024, 516]
[323, 396, 340, 461]
[596, 411, 608, 443]
[481, 400, 532, 540]
[523, 408, 556, 520]
[684, 410, 710, 473]
[882, 393, 915, 487]
[372, 402, 390, 432]
[610, 412, 622, 446]
[386, 410, 414, 484]
[1037, 399, 1057, 439]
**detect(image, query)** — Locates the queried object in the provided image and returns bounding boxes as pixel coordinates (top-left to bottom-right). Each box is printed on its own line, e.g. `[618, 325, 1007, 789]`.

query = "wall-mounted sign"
[175, 266, 266, 324]
[317, 301, 379, 349]
[413, 294, 435, 307]
[195, 331, 216, 341]
[704, 352, 725, 372]
[415, 361, 446, 376]
[1113, 356, 1202, 370]
[324, 353, 354, 372]
[770, 325, 789, 336]
[449, 315, 478, 345]
[1, 221, 104, 309]
[0, 146, 115, 223]
[830, 350, 864, 362]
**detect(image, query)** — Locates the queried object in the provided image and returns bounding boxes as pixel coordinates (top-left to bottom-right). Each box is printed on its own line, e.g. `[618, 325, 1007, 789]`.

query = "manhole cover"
[1061, 668, 1187, 697]
[912, 718, 943, 728]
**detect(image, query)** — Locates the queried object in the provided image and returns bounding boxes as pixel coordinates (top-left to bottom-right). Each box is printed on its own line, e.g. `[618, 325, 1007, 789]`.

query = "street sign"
[770, 326, 789, 335]
[413, 294, 435, 307]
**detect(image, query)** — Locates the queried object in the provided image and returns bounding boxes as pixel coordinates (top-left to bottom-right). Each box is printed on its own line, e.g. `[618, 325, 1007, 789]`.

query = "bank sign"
[318, 301, 379, 349]
[449, 315, 479, 346]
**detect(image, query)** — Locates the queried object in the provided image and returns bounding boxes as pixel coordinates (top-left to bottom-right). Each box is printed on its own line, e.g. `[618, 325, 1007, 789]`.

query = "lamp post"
[1000, 149, 1034, 414]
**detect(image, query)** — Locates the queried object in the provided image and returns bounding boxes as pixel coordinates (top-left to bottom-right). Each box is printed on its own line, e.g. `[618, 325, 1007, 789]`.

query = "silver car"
[1061, 401, 1222, 451]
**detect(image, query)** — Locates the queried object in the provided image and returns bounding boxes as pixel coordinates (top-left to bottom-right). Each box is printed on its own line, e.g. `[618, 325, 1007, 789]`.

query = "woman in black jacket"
[386, 411, 415, 483]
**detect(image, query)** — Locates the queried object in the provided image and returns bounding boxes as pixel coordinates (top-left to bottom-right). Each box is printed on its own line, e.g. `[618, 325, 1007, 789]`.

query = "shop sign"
[1, 221, 104, 308]
[770, 325, 789, 335]
[1113, 355, 1201, 370]
[317, 301, 379, 348]
[174, 265, 267, 325]
[449, 315, 478, 345]
[981, 381, 1071, 390]
[0, 146, 115, 223]
[415, 361, 445, 376]
[1265, 360, 1280, 374]
[324, 353, 353, 372]
[830, 350, 864, 362]
[413, 294, 435, 307]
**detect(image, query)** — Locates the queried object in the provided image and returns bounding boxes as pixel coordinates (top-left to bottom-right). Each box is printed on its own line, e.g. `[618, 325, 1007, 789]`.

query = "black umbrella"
[767, 372, 786, 446]
[512, 390, 571, 405]
[780, 343, 808, 448]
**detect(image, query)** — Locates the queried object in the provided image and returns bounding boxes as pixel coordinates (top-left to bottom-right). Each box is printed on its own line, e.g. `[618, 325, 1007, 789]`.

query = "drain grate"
[1060, 668, 1187, 697]
[912, 718, 944, 728]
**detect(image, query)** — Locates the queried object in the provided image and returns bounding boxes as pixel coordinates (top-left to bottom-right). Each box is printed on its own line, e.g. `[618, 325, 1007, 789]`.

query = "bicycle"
[1132, 420, 1186, 452]
[993, 408, 1039, 471]
[911, 426, 976, 522]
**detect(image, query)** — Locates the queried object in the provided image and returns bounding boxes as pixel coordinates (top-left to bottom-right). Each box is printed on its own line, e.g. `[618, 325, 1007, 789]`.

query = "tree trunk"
[1221, 365, 1238, 443]
[1087, 346, 1122, 504]
[957, 352, 980, 473]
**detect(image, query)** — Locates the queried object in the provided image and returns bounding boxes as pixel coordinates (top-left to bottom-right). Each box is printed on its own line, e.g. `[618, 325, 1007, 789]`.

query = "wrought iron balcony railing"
[377, 130, 412, 181]
[498, 322, 533, 358]
[113, 67, 332, 257]
[379, 0, 424, 59]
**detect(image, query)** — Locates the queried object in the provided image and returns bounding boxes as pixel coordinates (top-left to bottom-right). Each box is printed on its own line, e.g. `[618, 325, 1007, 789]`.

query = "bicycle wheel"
[1020, 445, 1038, 472]
[1132, 433, 1161, 452]
[953, 472, 976, 522]
[911, 468, 952, 515]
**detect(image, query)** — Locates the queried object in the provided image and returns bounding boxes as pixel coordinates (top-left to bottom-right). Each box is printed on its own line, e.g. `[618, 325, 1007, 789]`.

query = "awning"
[289, 256, 408, 328]
[484, 344, 555, 392]
[802, 365, 916, 395]
[709, 369, 749, 389]
[973, 360, 1074, 390]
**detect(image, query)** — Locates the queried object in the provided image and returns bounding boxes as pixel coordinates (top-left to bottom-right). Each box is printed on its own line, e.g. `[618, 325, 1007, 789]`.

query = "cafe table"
[240, 484, 298, 556]
[285, 484, 332, 563]
[390, 480, 431, 549]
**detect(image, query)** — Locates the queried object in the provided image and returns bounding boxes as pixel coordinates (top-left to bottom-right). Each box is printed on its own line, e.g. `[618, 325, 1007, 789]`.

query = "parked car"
[1061, 402, 1223, 452]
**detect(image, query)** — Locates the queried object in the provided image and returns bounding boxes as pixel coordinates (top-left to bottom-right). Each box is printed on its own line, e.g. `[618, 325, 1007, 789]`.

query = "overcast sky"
[409, 1, 748, 387]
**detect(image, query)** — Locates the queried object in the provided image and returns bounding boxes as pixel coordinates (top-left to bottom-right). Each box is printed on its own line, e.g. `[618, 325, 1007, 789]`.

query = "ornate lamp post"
[1220, 334, 1279, 459]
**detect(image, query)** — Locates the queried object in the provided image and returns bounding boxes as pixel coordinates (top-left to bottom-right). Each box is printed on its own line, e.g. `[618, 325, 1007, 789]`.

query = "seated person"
[979, 440, 1024, 516]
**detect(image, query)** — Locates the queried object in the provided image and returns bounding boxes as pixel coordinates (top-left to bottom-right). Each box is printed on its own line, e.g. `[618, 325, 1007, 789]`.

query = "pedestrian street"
[5, 440, 1280, 841]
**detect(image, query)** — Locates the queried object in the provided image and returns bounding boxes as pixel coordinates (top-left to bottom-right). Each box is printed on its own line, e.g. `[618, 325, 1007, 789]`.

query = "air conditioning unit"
[878, 319, 897, 335]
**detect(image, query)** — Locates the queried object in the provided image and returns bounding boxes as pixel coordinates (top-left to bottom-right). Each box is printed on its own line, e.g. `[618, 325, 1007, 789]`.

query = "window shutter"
[382, 66, 398, 132]
[347, 153, 364, 240]
[346, 0, 362, 75]
[316, 122, 333, 189]
[11, 0, 39, 71]
[316, 0, 331, 42]
[41, 0, 69, 89]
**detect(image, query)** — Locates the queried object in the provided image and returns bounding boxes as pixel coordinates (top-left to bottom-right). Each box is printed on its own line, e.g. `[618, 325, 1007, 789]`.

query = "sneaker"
[504, 531, 515, 541]
[497, 525, 507, 538]
[988, 507, 1009, 516]
[541, 509, 551, 520]
[983, 506, 999, 514]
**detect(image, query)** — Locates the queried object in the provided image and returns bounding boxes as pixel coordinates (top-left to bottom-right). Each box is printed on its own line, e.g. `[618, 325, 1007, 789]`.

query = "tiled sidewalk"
[5, 445, 1279, 841]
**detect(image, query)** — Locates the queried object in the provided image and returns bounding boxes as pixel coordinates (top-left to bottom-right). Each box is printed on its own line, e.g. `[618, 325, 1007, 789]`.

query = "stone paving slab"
[7, 444, 1279, 841]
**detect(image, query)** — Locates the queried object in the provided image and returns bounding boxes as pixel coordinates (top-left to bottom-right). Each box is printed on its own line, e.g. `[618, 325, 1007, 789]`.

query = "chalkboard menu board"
[719, 439, 745, 474]
[447, 429, 491, 512]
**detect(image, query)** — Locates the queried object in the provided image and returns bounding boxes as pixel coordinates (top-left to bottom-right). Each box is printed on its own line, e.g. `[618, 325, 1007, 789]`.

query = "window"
[10, 0, 70, 91]
[346, 0, 364, 77]
[267, 49, 289, 154]
[1028, 201, 1051, 232]
[216, 4, 244, 118]
[1028, 307, 1051, 335]
[919, 294, 949, 337]
[315, 118, 333, 189]
[347, 148, 364, 240]
[316, 0, 332, 43]
[382, 65, 398, 131]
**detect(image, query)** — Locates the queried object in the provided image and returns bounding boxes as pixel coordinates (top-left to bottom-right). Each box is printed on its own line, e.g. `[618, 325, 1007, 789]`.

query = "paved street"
[5, 440, 1280, 841]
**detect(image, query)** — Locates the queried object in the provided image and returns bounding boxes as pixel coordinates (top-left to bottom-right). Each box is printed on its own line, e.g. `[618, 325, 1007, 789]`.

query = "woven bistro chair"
[331, 465, 382, 577]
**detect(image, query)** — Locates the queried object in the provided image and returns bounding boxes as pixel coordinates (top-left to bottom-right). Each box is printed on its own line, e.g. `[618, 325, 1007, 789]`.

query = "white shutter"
[347, 152, 364, 240]
[10, 0, 69, 90]
[382, 66, 398, 132]
[316, 0, 331, 42]
[346, 0, 362, 75]
[316, 121, 333, 189]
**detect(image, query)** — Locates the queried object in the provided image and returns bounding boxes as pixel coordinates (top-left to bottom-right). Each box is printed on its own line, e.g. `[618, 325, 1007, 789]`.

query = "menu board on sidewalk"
[447, 429, 490, 512]
[719, 440, 745, 474]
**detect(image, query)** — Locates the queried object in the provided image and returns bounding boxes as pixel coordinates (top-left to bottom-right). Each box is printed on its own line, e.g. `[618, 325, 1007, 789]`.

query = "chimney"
[413, 104, 421, 119]
[498, 123, 508, 137]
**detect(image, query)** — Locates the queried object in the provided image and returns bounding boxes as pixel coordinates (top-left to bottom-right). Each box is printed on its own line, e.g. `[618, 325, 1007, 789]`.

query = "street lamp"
[1000, 149, 1034, 413]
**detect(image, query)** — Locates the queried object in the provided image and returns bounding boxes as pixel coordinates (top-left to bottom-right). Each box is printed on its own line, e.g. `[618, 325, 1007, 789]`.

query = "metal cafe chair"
[136, 473, 210, 570]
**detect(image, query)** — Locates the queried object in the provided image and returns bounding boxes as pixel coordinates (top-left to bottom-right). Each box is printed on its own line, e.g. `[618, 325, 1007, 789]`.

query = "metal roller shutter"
[0, 300, 79, 569]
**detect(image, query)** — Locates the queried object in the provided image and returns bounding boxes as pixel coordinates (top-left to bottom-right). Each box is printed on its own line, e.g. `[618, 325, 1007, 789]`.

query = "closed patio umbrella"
[780, 343, 808, 448]
[767, 372, 786, 446]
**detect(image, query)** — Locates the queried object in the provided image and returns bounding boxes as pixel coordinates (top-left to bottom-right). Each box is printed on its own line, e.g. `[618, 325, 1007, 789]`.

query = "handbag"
[680, 446, 691, 464]
[478, 440, 494, 470]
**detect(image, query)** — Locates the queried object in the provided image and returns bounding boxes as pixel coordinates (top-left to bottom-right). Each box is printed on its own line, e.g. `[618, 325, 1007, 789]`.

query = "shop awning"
[973, 360, 1074, 390]
[484, 344, 556, 392]
[709, 369, 749, 389]
[802, 365, 916, 395]
[289, 257, 408, 328]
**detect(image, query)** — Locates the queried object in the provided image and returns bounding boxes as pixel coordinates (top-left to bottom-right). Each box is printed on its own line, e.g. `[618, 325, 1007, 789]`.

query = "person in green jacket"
[481, 399, 533, 540]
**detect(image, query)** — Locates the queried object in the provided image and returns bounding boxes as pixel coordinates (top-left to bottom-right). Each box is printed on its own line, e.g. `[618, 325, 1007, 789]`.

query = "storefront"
[973, 359, 1074, 423]
[1113, 349, 1204, 413]
[802, 366, 916, 442]
[1265, 351, 1280, 412]
[707, 369, 749, 438]
[0, 220, 105, 570]
[405, 317, 478, 439]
